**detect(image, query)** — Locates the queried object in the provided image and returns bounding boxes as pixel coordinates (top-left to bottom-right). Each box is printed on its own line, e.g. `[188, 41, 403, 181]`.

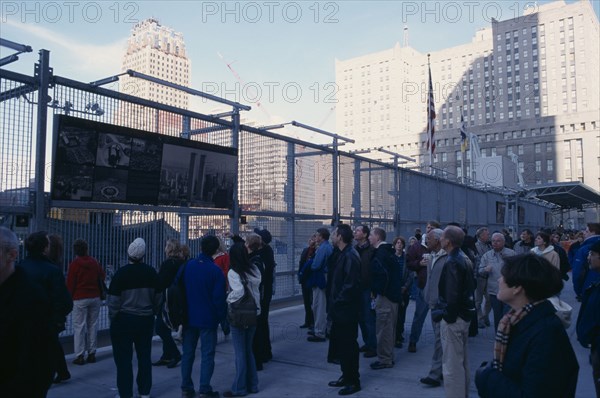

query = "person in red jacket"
[66, 239, 105, 365]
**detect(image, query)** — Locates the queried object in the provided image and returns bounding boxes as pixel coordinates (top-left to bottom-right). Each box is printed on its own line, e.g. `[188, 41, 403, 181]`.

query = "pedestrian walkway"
[48, 281, 595, 398]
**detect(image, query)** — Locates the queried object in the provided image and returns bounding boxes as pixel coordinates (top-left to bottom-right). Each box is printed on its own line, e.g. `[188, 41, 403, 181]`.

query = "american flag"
[426, 64, 436, 156]
[460, 113, 468, 153]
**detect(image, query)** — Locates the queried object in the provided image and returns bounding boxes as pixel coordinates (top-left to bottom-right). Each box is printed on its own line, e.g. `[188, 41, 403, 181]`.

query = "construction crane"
[217, 52, 271, 120]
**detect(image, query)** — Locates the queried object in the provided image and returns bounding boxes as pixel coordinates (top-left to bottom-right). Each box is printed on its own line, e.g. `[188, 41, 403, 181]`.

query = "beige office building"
[336, 0, 599, 195]
[118, 18, 191, 134]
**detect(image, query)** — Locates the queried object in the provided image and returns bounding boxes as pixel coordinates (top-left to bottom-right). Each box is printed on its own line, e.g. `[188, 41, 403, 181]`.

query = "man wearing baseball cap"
[108, 237, 160, 398]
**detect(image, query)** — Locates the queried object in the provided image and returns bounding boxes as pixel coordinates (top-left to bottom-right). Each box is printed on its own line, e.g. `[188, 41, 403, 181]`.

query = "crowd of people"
[296, 222, 600, 397]
[0, 221, 599, 397]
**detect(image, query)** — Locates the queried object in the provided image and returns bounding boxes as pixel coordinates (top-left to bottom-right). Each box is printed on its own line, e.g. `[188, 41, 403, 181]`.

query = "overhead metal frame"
[524, 182, 600, 209]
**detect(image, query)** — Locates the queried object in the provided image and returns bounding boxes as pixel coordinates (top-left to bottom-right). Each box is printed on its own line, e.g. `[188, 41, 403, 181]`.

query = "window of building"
[517, 144, 523, 155]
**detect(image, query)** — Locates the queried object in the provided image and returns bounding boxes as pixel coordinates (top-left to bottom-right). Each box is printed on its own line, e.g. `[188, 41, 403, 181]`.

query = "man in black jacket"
[368, 227, 402, 370]
[353, 225, 376, 358]
[437, 226, 475, 398]
[327, 224, 362, 396]
[253, 228, 275, 364]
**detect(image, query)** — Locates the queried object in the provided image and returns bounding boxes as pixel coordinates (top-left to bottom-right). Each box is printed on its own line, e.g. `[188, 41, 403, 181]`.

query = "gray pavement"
[48, 281, 595, 398]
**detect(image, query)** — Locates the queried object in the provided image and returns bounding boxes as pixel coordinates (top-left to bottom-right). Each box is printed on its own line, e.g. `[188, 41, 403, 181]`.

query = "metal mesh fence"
[0, 75, 35, 207]
[1, 61, 553, 336]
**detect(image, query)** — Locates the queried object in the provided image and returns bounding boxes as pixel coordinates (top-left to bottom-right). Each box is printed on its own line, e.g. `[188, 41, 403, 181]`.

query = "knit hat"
[254, 228, 272, 245]
[128, 237, 146, 261]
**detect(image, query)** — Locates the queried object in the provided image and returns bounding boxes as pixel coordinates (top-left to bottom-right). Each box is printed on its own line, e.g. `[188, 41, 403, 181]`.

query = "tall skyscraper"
[336, 0, 599, 193]
[118, 18, 191, 134]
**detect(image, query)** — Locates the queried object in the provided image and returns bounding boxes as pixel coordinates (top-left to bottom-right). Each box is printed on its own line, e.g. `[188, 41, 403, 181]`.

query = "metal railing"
[0, 46, 554, 336]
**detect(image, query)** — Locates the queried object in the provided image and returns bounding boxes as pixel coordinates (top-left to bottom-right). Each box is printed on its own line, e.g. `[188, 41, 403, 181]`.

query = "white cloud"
[4, 19, 126, 80]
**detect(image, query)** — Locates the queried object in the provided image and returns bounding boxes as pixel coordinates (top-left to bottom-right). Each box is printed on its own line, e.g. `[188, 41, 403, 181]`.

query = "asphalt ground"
[48, 280, 596, 398]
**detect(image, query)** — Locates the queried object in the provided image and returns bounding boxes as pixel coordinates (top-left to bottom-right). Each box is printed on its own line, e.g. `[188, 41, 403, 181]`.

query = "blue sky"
[2, 1, 599, 136]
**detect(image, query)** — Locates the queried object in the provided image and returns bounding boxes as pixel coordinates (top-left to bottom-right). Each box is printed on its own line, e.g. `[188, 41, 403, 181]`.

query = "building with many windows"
[335, 0, 599, 195]
[117, 18, 191, 134]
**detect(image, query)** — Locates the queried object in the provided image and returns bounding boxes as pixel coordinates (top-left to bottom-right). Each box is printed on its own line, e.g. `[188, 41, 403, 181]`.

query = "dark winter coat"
[572, 235, 600, 297]
[475, 300, 579, 398]
[370, 243, 403, 303]
[355, 241, 374, 290]
[328, 244, 361, 324]
[157, 256, 185, 292]
[19, 254, 73, 330]
[577, 282, 600, 351]
[0, 267, 54, 397]
[406, 242, 429, 289]
[255, 245, 276, 299]
[437, 248, 475, 324]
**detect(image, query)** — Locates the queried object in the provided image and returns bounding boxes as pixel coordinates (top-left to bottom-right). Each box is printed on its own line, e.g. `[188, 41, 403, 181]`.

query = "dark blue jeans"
[358, 289, 376, 351]
[181, 326, 217, 394]
[409, 287, 429, 345]
[155, 314, 180, 360]
[110, 313, 154, 398]
[231, 325, 258, 395]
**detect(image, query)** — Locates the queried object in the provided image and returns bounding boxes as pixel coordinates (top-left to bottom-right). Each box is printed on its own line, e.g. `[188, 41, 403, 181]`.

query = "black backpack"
[162, 262, 188, 331]
[227, 275, 258, 329]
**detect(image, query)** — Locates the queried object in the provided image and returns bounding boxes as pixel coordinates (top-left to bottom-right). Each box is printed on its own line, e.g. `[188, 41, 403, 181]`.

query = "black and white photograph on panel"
[158, 143, 236, 209]
[55, 127, 97, 165]
[127, 168, 160, 205]
[92, 167, 128, 202]
[96, 133, 132, 168]
[129, 138, 163, 172]
[126, 138, 162, 204]
[52, 164, 94, 201]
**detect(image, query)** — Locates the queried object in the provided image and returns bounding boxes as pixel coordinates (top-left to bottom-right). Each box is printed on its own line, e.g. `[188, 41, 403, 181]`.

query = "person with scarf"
[475, 253, 579, 397]
[530, 231, 560, 269]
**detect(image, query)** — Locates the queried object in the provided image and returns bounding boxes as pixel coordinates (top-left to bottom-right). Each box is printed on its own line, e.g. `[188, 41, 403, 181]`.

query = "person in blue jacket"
[572, 223, 600, 300]
[180, 235, 226, 398]
[576, 240, 600, 397]
[475, 253, 579, 398]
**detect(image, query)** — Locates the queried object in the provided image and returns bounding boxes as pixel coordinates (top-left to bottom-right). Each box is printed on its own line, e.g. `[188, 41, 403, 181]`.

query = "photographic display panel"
[52, 116, 237, 209]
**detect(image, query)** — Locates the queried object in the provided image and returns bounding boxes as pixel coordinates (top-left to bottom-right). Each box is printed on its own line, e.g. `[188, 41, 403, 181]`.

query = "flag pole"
[469, 132, 474, 181]
[461, 108, 465, 184]
[427, 54, 433, 175]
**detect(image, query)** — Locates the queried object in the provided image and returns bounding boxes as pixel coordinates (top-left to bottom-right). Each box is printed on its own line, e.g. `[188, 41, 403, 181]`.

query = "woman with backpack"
[224, 240, 262, 397]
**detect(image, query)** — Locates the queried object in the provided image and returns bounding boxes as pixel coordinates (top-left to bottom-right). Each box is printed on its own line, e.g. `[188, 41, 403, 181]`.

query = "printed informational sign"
[51, 115, 237, 209]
